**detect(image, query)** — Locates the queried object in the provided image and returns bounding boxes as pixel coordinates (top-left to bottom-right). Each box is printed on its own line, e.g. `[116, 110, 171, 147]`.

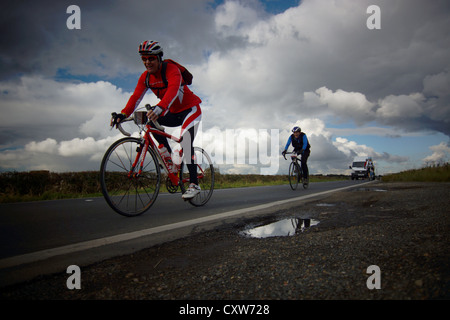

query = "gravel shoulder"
[1, 181, 449, 300]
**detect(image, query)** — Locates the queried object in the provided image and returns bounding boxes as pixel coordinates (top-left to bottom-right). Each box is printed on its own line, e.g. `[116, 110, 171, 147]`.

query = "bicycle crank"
[165, 176, 179, 193]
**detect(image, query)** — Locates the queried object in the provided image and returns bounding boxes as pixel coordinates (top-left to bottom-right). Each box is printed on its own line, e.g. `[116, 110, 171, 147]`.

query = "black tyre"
[288, 162, 299, 190]
[100, 137, 161, 217]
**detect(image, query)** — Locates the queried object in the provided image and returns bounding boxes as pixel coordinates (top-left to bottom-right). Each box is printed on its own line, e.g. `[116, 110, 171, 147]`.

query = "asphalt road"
[0, 180, 371, 286]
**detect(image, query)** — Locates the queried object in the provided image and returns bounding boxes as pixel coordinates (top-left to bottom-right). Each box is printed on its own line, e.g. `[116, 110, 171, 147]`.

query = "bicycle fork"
[129, 141, 149, 179]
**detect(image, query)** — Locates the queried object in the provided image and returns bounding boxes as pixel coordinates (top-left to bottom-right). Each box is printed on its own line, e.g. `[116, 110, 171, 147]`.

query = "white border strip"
[0, 181, 373, 269]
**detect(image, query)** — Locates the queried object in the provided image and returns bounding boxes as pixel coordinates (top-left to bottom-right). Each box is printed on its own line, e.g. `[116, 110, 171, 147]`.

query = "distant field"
[0, 170, 347, 203]
[1, 164, 447, 203]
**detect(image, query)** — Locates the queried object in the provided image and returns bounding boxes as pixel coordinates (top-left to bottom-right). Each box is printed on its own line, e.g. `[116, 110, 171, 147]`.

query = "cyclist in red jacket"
[112, 40, 202, 199]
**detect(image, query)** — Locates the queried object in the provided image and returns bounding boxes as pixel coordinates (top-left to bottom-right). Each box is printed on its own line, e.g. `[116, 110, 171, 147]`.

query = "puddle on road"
[240, 218, 320, 239]
[316, 203, 336, 207]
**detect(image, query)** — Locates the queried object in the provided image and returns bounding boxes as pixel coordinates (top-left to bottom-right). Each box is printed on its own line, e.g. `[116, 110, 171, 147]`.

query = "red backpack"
[145, 59, 193, 90]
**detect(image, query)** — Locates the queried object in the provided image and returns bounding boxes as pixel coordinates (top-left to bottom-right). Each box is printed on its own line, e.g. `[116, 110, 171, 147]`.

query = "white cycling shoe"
[182, 183, 201, 199]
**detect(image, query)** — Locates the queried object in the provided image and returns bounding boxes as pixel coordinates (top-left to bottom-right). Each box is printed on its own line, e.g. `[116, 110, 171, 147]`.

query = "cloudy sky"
[1, 0, 449, 175]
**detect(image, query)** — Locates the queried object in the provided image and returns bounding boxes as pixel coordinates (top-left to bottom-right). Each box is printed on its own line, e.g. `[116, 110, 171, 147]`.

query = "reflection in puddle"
[240, 218, 319, 239]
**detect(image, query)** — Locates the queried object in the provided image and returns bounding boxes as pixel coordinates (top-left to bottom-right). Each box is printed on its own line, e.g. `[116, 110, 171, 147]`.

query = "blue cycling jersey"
[284, 133, 308, 152]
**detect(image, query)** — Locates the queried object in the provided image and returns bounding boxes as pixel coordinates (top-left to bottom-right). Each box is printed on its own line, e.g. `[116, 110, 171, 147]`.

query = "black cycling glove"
[111, 112, 126, 128]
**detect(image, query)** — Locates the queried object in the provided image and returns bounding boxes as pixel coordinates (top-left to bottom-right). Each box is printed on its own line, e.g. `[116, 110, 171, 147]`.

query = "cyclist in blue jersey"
[282, 126, 311, 182]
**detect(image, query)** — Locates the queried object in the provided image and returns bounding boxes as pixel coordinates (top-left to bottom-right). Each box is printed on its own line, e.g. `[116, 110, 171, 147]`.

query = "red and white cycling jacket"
[121, 62, 202, 117]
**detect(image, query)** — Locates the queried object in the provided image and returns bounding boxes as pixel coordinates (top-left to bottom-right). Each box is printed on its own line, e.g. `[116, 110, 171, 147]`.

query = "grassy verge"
[212, 173, 346, 189]
[382, 163, 450, 183]
[0, 171, 347, 203]
[4, 164, 446, 203]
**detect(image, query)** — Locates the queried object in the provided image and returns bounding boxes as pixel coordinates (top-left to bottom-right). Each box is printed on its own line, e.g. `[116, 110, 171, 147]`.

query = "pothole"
[240, 218, 320, 239]
[354, 188, 388, 192]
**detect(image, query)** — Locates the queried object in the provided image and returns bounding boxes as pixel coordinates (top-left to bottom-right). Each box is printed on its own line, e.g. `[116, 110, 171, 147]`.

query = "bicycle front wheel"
[180, 147, 214, 206]
[288, 162, 299, 190]
[100, 137, 161, 217]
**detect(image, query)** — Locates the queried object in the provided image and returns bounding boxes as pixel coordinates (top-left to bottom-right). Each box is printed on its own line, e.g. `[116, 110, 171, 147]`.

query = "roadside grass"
[3, 164, 446, 203]
[212, 173, 345, 189]
[0, 171, 347, 203]
[381, 163, 450, 183]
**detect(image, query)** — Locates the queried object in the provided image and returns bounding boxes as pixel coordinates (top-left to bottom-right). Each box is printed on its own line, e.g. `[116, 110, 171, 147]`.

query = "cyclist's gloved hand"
[281, 150, 287, 157]
[147, 106, 163, 122]
[111, 112, 126, 128]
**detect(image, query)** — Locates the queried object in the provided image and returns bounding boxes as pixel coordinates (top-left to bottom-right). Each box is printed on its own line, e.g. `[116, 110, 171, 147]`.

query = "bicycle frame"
[117, 112, 204, 188]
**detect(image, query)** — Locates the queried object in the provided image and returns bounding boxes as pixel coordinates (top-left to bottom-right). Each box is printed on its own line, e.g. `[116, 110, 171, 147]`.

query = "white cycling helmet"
[139, 40, 163, 56]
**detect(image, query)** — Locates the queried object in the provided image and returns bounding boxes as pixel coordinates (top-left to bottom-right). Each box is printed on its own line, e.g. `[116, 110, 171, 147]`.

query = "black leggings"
[295, 148, 310, 179]
[150, 107, 201, 185]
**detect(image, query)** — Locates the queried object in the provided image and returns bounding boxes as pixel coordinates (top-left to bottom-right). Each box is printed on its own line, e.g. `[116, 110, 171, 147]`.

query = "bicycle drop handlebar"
[114, 104, 165, 137]
[283, 151, 298, 160]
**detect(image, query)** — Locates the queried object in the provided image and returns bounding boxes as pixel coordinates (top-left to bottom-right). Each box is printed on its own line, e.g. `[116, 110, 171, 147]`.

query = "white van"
[349, 156, 371, 180]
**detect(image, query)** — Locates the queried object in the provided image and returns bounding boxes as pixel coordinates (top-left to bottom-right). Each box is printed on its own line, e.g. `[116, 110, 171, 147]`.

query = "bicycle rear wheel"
[100, 137, 161, 217]
[288, 162, 299, 190]
[180, 147, 214, 206]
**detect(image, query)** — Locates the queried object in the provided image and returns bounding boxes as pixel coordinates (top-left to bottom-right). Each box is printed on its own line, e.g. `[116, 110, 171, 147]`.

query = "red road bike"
[100, 105, 214, 217]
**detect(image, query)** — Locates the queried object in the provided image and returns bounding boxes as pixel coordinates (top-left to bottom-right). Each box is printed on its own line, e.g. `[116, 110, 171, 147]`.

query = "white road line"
[0, 181, 373, 269]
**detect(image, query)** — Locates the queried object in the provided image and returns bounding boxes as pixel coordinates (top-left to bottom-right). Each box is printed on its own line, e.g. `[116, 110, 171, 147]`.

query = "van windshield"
[352, 161, 365, 167]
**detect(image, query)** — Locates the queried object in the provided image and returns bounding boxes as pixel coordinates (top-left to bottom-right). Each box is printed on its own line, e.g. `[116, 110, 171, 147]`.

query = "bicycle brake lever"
[144, 104, 165, 131]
